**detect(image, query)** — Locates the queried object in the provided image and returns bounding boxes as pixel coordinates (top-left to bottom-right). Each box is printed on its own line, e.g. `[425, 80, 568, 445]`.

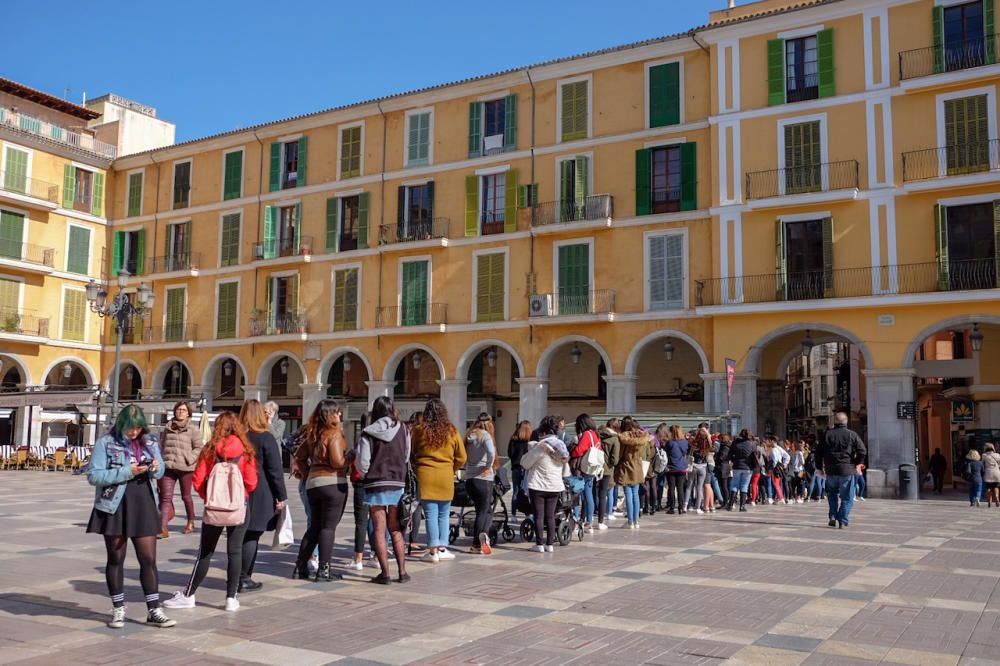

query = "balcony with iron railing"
[902, 139, 999, 182]
[146, 252, 200, 275]
[0, 308, 49, 339]
[899, 34, 997, 81]
[249, 312, 308, 337]
[252, 235, 314, 260]
[530, 289, 616, 317]
[0, 106, 117, 159]
[745, 160, 860, 201]
[376, 303, 447, 328]
[695, 259, 997, 307]
[119, 323, 198, 345]
[0, 170, 59, 206]
[532, 194, 614, 227]
[0, 240, 55, 271]
[379, 218, 449, 245]
[480, 211, 507, 236]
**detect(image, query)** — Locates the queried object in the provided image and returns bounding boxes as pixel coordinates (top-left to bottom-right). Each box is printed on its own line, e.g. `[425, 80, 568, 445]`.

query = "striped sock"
[111, 593, 125, 608]
[145, 593, 159, 610]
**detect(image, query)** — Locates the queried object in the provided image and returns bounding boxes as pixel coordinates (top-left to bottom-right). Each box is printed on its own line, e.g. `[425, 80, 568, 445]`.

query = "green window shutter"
[221, 213, 240, 266]
[560, 160, 574, 213]
[0, 278, 18, 312]
[816, 29, 835, 99]
[561, 81, 589, 141]
[504, 169, 518, 233]
[767, 39, 786, 106]
[397, 185, 406, 230]
[468, 102, 483, 157]
[402, 261, 428, 325]
[112, 231, 124, 275]
[680, 142, 697, 211]
[821, 217, 835, 297]
[297, 136, 308, 186]
[649, 62, 680, 127]
[135, 229, 145, 275]
[62, 289, 86, 341]
[334, 268, 358, 331]
[986, 0, 996, 64]
[183, 220, 192, 258]
[265, 277, 275, 324]
[935, 204, 949, 290]
[357, 192, 370, 249]
[408, 113, 430, 166]
[127, 172, 143, 216]
[269, 142, 281, 192]
[326, 197, 339, 252]
[635, 149, 651, 216]
[558, 243, 590, 315]
[517, 184, 533, 208]
[66, 226, 90, 275]
[91, 172, 105, 217]
[3, 148, 28, 193]
[574, 156, 589, 213]
[294, 203, 302, 251]
[62, 164, 75, 208]
[165, 288, 184, 341]
[503, 94, 517, 151]
[775, 219, 787, 300]
[223, 151, 242, 200]
[465, 174, 479, 236]
[0, 211, 24, 259]
[217, 281, 237, 339]
[933, 5, 945, 74]
[488, 253, 504, 321]
[341, 127, 361, 179]
[476, 253, 505, 322]
[263, 206, 277, 259]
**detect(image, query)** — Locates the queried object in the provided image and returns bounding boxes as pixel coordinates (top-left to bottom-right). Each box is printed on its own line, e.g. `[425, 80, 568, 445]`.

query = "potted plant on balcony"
[250, 308, 265, 335]
[2, 312, 21, 333]
[294, 309, 307, 334]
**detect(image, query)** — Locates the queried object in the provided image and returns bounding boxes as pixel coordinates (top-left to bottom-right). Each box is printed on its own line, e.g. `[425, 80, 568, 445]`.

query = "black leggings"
[466, 478, 493, 547]
[532, 490, 559, 546]
[665, 473, 684, 511]
[184, 520, 248, 599]
[298, 483, 348, 568]
[595, 475, 610, 523]
[241, 529, 263, 579]
[104, 535, 160, 609]
[352, 483, 367, 555]
[643, 477, 658, 512]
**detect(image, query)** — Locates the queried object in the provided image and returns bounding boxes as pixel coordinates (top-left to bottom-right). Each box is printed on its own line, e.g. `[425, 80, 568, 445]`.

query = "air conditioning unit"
[529, 293, 552, 317]
[252, 243, 264, 260]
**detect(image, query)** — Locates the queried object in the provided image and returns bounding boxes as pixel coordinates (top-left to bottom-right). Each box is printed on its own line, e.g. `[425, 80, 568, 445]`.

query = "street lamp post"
[85, 271, 155, 419]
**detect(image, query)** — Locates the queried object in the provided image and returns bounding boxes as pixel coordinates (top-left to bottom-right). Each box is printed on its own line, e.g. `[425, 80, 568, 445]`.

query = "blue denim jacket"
[88, 433, 165, 514]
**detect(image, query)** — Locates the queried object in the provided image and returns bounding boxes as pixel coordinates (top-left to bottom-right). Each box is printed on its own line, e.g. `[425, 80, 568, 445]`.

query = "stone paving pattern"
[1, 473, 1000, 665]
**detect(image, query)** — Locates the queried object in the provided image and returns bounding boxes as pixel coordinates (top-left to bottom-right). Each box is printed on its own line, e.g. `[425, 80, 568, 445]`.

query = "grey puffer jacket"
[160, 419, 204, 472]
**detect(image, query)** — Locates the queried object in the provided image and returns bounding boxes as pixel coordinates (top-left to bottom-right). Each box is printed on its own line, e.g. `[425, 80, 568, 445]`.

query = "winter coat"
[982, 451, 1000, 484]
[508, 437, 529, 468]
[665, 438, 690, 472]
[615, 431, 653, 486]
[246, 430, 287, 532]
[816, 424, 867, 477]
[730, 436, 757, 471]
[296, 426, 348, 487]
[526, 435, 569, 493]
[598, 427, 621, 480]
[716, 441, 733, 477]
[357, 417, 410, 494]
[160, 419, 204, 472]
[192, 435, 259, 500]
[412, 425, 467, 501]
[964, 451, 984, 483]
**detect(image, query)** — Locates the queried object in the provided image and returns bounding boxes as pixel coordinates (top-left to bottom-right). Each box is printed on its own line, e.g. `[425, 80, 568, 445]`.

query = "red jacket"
[192, 435, 259, 500]
[570, 430, 601, 459]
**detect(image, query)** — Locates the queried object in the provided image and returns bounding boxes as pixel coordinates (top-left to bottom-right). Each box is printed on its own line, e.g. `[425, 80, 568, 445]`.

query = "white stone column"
[365, 381, 395, 409]
[701, 373, 726, 414]
[603, 374, 637, 415]
[438, 379, 470, 428]
[300, 383, 328, 421]
[186, 385, 207, 411]
[700, 372, 756, 434]
[863, 368, 917, 499]
[517, 377, 549, 429]
[241, 385, 266, 403]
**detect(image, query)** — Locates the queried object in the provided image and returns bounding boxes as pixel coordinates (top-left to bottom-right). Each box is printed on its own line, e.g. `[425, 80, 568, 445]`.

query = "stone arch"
[151, 357, 193, 389]
[254, 351, 307, 387]
[902, 314, 1000, 369]
[105, 361, 145, 388]
[456, 339, 526, 380]
[536, 335, 613, 378]
[200, 353, 250, 389]
[624, 329, 710, 376]
[381, 343, 446, 383]
[316, 346, 374, 385]
[745, 322, 875, 377]
[0, 353, 32, 386]
[41, 356, 97, 386]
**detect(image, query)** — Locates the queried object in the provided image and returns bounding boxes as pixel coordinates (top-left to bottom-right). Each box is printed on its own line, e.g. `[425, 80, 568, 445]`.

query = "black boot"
[314, 564, 342, 582]
[738, 492, 748, 512]
[726, 493, 737, 511]
[291, 562, 310, 580]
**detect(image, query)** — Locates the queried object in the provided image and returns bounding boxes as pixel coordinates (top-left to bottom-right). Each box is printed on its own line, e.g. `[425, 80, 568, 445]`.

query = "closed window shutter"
[112, 231, 124, 275]
[334, 268, 358, 331]
[127, 173, 142, 216]
[767, 39, 786, 106]
[468, 102, 483, 157]
[558, 243, 589, 315]
[172, 164, 189, 209]
[223, 151, 242, 200]
[504, 169, 518, 233]
[648, 235, 666, 309]
[476, 253, 505, 322]
[135, 229, 145, 275]
[288, 274, 299, 316]
[402, 261, 428, 325]
[62, 289, 85, 341]
[3, 148, 28, 193]
[649, 62, 680, 127]
[821, 217, 835, 297]
[62, 164, 75, 209]
[297, 136, 308, 186]
[465, 175, 479, 236]
[326, 197, 339, 252]
[165, 288, 184, 340]
[217, 282, 237, 339]
[67, 226, 90, 275]
[263, 206, 277, 259]
[816, 29, 835, 98]
[265, 277, 275, 324]
[561, 81, 588, 141]
[294, 203, 302, 251]
[664, 233, 684, 308]
[358, 192, 370, 249]
[680, 143, 697, 211]
[574, 156, 589, 214]
[503, 94, 517, 150]
[560, 160, 574, 219]
[0, 210, 24, 259]
[635, 149, 651, 216]
[92, 171, 105, 217]
[986, 0, 996, 64]
[341, 127, 360, 179]
[0, 278, 18, 312]
[935, 204, 949, 290]
[221, 214, 240, 266]
[932, 5, 945, 74]
[269, 142, 281, 191]
[775, 219, 787, 300]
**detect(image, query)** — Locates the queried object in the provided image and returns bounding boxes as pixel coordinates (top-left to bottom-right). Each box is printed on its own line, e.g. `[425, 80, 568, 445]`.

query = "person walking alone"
[929, 448, 948, 494]
[157, 401, 204, 538]
[815, 412, 867, 529]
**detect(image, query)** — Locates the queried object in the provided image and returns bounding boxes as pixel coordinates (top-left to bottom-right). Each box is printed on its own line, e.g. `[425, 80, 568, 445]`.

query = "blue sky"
[9, 1, 725, 143]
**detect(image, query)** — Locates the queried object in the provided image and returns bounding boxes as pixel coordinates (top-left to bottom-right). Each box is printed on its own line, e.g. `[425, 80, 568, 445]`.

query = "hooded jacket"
[816, 424, 867, 477]
[160, 419, 204, 472]
[598, 427, 621, 479]
[526, 434, 569, 493]
[615, 430, 653, 486]
[192, 435, 259, 500]
[357, 416, 410, 494]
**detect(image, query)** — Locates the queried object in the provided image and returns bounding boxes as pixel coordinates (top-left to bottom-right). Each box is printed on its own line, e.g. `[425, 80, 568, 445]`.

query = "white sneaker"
[585, 524, 594, 533]
[634, 522, 641, 529]
[796, 498, 804, 504]
[348, 560, 364, 571]
[225, 597, 240, 612]
[108, 606, 126, 629]
[859, 497, 866, 502]
[531, 544, 546, 553]
[625, 522, 633, 529]
[768, 498, 774, 505]
[545, 545, 554, 553]
[613, 511, 624, 518]
[598, 522, 608, 530]
[607, 514, 617, 521]
[421, 551, 440, 563]
[162, 591, 195, 609]
[437, 548, 456, 561]
[696, 509, 704, 515]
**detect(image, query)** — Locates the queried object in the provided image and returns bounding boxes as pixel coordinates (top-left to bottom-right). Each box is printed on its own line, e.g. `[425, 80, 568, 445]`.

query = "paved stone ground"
[1, 472, 999, 665]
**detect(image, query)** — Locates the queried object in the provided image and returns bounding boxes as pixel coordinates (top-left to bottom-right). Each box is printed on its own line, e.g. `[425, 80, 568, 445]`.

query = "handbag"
[520, 441, 546, 470]
[641, 460, 651, 477]
[271, 505, 294, 548]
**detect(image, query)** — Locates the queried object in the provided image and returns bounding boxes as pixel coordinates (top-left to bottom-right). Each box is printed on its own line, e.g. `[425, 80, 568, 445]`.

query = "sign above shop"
[951, 398, 976, 423]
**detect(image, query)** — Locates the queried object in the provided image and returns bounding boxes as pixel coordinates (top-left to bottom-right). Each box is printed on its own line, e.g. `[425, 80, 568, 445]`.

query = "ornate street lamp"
[86, 270, 154, 418]
[570, 344, 583, 365]
[342, 354, 352, 373]
[486, 348, 497, 368]
[971, 323, 984, 352]
[663, 338, 675, 362]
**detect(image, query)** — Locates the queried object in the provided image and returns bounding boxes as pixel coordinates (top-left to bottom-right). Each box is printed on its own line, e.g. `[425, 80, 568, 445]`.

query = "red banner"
[725, 358, 737, 405]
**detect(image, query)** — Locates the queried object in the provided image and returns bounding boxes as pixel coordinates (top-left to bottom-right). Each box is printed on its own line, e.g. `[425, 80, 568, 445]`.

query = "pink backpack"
[202, 455, 246, 526]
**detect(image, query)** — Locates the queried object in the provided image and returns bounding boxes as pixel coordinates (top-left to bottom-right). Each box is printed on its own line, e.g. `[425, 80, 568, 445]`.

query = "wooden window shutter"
[504, 169, 518, 233]
[62, 289, 85, 341]
[935, 204, 949, 290]
[62, 164, 75, 209]
[294, 203, 302, 251]
[560, 160, 574, 214]
[816, 29, 835, 99]
[0, 211, 23, 259]
[3, 148, 27, 193]
[265, 277, 275, 324]
[503, 94, 517, 151]
[217, 281, 237, 339]
[263, 206, 277, 259]
[221, 214, 240, 266]
[67, 225, 90, 275]
[288, 274, 299, 315]
[112, 231, 124, 275]
[932, 5, 945, 73]
[468, 102, 483, 157]
[476, 254, 492, 322]
[268, 142, 281, 192]
[397, 185, 406, 229]
[135, 229, 145, 275]
[334, 268, 358, 331]
[223, 151, 242, 200]
[574, 156, 589, 213]
[465, 175, 479, 236]
[297, 136, 308, 186]
[91, 171, 105, 217]
[561, 81, 588, 141]
[680, 143, 697, 211]
[649, 62, 680, 127]
[127, 172, 142, 216]
[635, 149, 652, 216]
[986, 0, 996, 64]
[648, 235, 666, 309]
[166, 288, 184, 338]
[821, 217, 835, 297]
[426, 181, 435, 219]
[326, 197, 339, 252]
[775, 219, 787, 300]
[664, 233, 685, 308]
[357, 192, 370, 249]
[767, 39, 786, 106]
[558, 244, 589, 315]
[0, 278, 18, 312]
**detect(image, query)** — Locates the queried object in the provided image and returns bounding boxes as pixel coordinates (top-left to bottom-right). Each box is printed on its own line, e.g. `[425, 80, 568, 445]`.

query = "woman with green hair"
[86, 404, 176, 630]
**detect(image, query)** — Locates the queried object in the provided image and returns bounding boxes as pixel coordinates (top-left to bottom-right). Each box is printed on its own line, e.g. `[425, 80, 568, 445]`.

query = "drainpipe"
[526, 68, 537, 345]
[376, 101, 387, 351]
[689, 30, 710, 54]
[252, 130, 265, 344]
[147, 153, 161, 372]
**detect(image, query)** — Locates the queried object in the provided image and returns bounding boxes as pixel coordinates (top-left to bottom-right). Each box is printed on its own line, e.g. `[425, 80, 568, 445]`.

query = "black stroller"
[515, 477, 585, 546]
[449, 467, 514, 545]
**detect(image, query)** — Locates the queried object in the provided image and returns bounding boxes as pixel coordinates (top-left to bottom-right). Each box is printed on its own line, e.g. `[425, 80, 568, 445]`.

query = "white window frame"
[214, 277, 241, 339]
[161, 285, 187, 333]
[643, 228, 689, 312]
[401, 181, 435, 228]
[64, 221, 93, 275]
[471, 247, 509, 323]
[553, 151, 595, 214]
[59, 285, 88, 342]
[218, 209, 242, 268]
[125, 168, 144, 217]
[268, 269, 299, 325]
[396, 255, 432, 325]
[551, 237, 595, 298]
[776, 113, 829, 195]
[935, 85, 998, 177]
[0, 271, 25, 311]
[555, 74, 593, 144]
[644, 57, 685, 128]
[329, 262, 363, 332]
[404, 108, 434, 168]
[1, 142, 33, 186]
[221, 147, 245, 200]
[170, 158, 193, 209]
[477, 171, 507, 229]
[477, 93, 510, 155]
[164, 219, 192, 265]
[337, 121, 365, 181]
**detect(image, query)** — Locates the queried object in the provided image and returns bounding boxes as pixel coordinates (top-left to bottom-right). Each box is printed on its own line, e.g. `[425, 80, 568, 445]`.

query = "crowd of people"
[84, 397, 870, 630]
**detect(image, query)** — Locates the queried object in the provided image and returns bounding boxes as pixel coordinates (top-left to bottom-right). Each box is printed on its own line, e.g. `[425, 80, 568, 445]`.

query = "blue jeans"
[421, 500, 450, 548]
[809, 474, 826, 499]
[969, 478, 984, 505]
[731, 469, 752, 493]
[624, 484, 640, 524]
[855, 472, 866, 498]
[764, 476, 774, 499]
[608, 485, 619, 515]
[511, 466, 524, 515]
[826, 474, 856, 525]
[581, 475, 596, 524]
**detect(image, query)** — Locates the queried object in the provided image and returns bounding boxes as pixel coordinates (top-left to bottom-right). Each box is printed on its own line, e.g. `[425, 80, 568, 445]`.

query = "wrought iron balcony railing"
[899, 34, 997, 81]
[0, 240, 55, 267]
[147, 252, 200, 274]
[376, 303, 447, 328]
[0, 170, 60, 204]
[249, 313, 308, 337]
[379, 218, 449, 245]
[0, 309, 49, 337]
[118, 323, 198, 344]
[530, 289, 616, 317]
[745, 160, 859, 200]
[0, 106, 117, 159]
[902, 139, 999, 182]
[531, 194, 614, 227]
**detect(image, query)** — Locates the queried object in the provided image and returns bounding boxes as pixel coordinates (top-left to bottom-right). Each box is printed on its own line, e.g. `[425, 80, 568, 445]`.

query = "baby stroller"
[515, 477, 585, 546]
[449, 470, 515, 545]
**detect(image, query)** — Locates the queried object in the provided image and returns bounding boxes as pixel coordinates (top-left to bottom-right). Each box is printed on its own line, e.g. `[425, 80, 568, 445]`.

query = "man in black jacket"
[815, 412, 867, 528]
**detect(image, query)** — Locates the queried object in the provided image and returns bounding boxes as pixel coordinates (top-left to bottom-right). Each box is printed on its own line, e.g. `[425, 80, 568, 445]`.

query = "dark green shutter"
[66, 226, 90, 274]
[62, 164, 75, 208]
[3, 148, 27, 193]
[767, 39, 786, 106]
[297, 136, 308, 186]
[574, 157, 589, 215]
[816, 29, 835, 98]
[635, 149, 651, 216]
[426, 181, 435, 220]
[217, 281, 237, 339]
[357, 192, 369, 249]
[263, 206, 277, 259]
[504, 169, 518, 233]
[933, 5, 945, 74]
[397, 185, 406, 231]
[333, 268, 358, 331]
[0, 211, 23, 259]
[649, 62, 680, 127]
[402, 261, 428, 325]
[558, 244, 589, 315]
[326, 197, 339, 252]
[821, 217, 835, 297]
[503, 94, 517, 151]
[560, 160, 574, 214]
[465, 175, 479, 236]
[680, 142, 697, 211]
[468, 102, 483, 157]
[935, 204, 949, 290]
[268, 142, 281, 192]
[477, 253, 505, 322]
[517, 184, 537, 208]
[775, 219, 787, 300]
[165, 288, 184, 341]
[135, 229, 145, 275]
[561, 81, 588, 141]
[986, 0, 996, 64]
[221, 214, 240, 266]
[223, 151, 242, 200]
[127, 172, 142, 216]
[293, 203, 302, 252]
[112, 231, 124, 275]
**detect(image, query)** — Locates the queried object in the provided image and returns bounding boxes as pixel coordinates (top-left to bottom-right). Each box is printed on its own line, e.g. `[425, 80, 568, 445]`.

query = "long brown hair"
[302, 399, 343, 461]
[466, 412, 495, 440]
[512, 420, 532, 442]
[198, 411, 256, 465]
[418, 398, 457, 449]
[692, 429, 713, 456]
[239, 399, 269, 433]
